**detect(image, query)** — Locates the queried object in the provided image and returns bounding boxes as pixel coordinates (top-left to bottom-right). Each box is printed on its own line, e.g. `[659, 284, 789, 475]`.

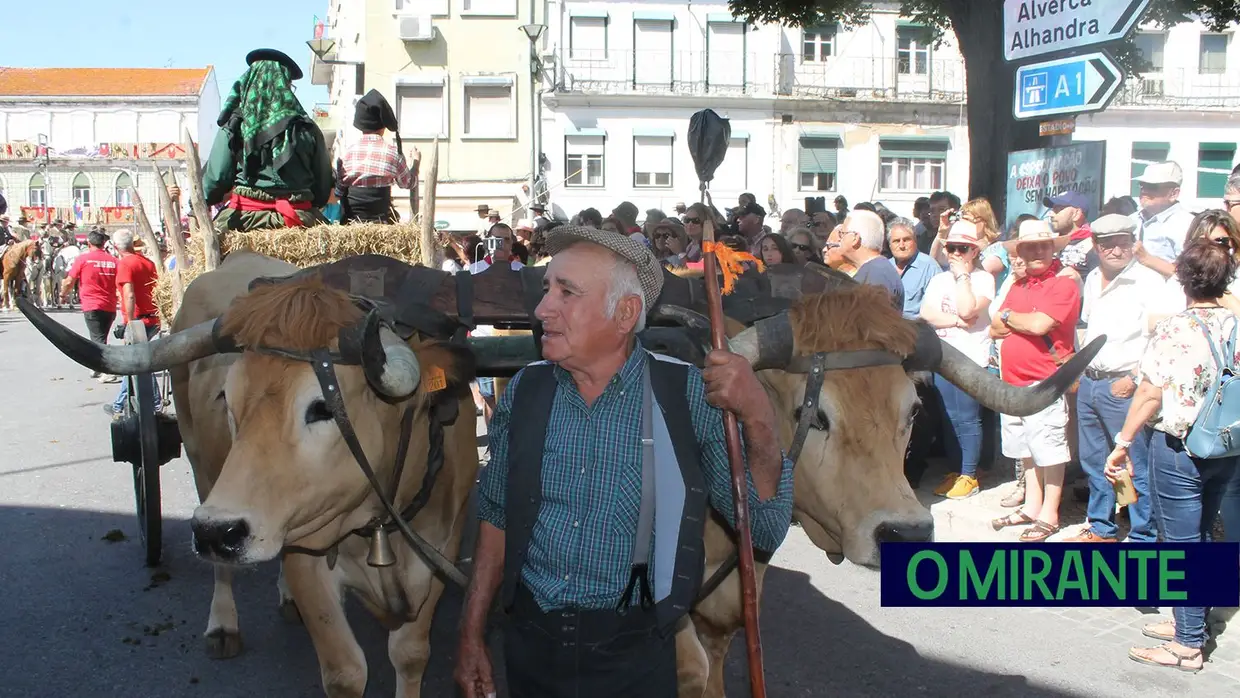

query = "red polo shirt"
[998, 263, 1080, 387]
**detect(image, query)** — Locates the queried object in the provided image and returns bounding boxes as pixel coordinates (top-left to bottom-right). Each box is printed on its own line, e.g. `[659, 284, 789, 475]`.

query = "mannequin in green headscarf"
[203, 48, 334, 232]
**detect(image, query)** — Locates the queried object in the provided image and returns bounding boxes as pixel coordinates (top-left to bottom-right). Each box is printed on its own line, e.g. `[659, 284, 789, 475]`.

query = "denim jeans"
[933, 373, 982, 477]
[1222, 465, 1240, 543]
[1075, 375, 1155, 541]
[113, 374, 159, 412]
[1147, 431, 1237, 648]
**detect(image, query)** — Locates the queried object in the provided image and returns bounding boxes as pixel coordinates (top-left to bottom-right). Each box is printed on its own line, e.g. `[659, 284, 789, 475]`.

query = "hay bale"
[153, 222, 425, 322]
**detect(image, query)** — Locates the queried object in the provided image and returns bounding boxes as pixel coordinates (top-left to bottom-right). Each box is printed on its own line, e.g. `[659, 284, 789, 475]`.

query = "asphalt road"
[1, 309, 1234, 697]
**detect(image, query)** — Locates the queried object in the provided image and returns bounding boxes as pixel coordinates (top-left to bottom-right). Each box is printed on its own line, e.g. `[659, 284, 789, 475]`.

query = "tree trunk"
[946, 0, 1041, 224]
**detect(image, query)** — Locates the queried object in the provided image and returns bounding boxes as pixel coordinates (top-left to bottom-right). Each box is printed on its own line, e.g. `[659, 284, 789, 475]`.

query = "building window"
[799, 137, 839, 191]
[396, 82, 446, 138]
[565, 134, 605, 188]
[463, 79, 515, 139]
[1198, 142, 1237, 198]
[1134, 32, 1166, 72]
[1200, 33, 1229, 74]
[28, 172, 46, 208]
[1130, 141, 1171, 197]
[460, 0, 516, 17]
[71, 172, 93, 211]
[878, 138, 948, 192]
[395, 0, 448, 16]
[802, 25, 836, 62]
[706, 20, 747, 88]
[633, 18, 674, 86]
[633, 134, 673, 188]
[115, 172, 134, 207]
[897, 26, 931, 75]
[714, 137, 748, 192]
[569, 15, 608, 59]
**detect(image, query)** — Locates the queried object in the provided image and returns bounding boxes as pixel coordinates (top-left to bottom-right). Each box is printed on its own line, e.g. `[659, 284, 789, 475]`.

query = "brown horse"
[1, 240, 41, 310]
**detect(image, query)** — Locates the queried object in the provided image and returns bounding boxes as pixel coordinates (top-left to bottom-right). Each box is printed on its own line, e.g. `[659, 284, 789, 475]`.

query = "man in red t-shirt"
[988, 219, 1080, 543]
[105, 229, 161, 418]
[62, 229, 118, 379]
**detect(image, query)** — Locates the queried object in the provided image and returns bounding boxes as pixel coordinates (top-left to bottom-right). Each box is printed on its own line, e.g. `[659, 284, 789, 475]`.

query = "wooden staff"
[153, 165, 189, 317]
[128, 186, 168, 283]
[701, 205, 767, 698]
[181, 127, 220, 271]
[418, 138, 440, 269]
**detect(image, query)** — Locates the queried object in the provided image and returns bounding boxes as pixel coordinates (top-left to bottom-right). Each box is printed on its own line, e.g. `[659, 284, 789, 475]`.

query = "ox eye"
[794, 407, 830, 432]
[305, 400, 333, 425]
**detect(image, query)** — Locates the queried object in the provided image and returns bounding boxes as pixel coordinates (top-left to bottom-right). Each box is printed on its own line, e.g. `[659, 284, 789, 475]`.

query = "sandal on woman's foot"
[1142, 620, 1176, 642]
[1018, 520, 1061, 542]
[991, 510, 1034, 531]
[1128, 644, 1203, 673]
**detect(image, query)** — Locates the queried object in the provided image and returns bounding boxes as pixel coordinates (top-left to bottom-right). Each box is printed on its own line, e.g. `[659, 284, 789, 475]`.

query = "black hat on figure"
[353, 89, 400, 132]
[245, 48, 304, 80]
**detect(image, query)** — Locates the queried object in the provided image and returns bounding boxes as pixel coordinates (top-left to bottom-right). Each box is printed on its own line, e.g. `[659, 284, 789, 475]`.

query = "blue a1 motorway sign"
[1013, 51, 1123, 120]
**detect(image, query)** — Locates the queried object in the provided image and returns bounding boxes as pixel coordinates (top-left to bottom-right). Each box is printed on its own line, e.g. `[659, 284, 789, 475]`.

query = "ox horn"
[373, 327, 422, 399]
[905, 321, 1103, 418]
[647, 304, 796, 372]
[17, 297, 229, 374]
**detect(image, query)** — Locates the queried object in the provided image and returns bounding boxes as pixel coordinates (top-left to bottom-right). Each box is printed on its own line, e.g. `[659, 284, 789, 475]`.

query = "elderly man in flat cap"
[1061, 214, 1163, 543]
[335, 89, 419, 224]
[203, 48, 334, 232]
[455, 227, 794, 698]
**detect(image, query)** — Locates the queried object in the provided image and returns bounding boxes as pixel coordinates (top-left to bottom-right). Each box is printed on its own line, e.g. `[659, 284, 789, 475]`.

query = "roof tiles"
[0, 67, 212, 97]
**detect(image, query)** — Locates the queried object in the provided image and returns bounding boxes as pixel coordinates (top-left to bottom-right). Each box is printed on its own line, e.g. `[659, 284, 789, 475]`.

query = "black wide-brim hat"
[354, 89, 399, 132]
[246, 48, 303, 80]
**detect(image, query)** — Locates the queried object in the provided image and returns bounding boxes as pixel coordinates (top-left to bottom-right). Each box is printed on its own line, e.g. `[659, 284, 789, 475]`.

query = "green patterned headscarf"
[217, 60, 309, 173]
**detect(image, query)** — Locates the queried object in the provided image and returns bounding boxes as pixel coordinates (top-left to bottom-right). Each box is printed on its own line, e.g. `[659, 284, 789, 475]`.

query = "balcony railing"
[551, 50, 967, 103]
[1114, 69, 1240, 108]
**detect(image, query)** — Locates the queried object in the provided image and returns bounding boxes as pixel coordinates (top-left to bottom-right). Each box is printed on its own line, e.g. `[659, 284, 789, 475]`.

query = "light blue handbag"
[1183, 314, 1240, 459]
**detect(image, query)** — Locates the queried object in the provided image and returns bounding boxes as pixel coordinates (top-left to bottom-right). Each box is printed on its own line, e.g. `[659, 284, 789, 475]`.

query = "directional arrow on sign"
[1004, 0, 1151, 61]
[1013, 51, 1124, 121]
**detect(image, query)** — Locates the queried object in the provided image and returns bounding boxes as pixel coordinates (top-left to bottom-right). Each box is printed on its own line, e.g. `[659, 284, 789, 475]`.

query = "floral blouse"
[1139, 306, 1240, 438]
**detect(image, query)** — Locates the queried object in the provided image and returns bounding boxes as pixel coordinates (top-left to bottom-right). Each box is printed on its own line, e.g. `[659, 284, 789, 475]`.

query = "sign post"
[1013, 52, 1123, 120]
[1004, 0, 1151, 61]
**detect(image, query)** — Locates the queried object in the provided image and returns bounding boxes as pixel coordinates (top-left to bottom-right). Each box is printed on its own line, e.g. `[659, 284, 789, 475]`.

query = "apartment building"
[540, 1, 1240, 222]
[313, 0, 544, 229]
[0, 67, 219, 230]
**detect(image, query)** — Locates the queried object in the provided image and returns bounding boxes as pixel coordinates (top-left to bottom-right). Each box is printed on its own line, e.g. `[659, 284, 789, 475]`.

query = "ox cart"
[70, 256, 846, 568]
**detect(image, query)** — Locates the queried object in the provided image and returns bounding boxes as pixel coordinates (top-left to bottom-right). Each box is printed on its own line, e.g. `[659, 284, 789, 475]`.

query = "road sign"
[1004, 0, 1150, 61]
[1013, 52, 1122, 120]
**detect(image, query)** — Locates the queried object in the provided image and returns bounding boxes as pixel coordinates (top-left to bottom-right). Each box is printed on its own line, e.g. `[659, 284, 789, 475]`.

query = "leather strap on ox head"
[785, 349, 903, 466]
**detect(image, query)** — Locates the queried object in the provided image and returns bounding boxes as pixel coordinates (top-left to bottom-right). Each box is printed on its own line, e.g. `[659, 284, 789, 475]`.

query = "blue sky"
[4, 0, 329, 109]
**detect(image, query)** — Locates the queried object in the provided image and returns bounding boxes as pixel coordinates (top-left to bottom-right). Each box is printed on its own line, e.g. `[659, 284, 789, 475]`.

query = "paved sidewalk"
[921, 465, 1240, 686]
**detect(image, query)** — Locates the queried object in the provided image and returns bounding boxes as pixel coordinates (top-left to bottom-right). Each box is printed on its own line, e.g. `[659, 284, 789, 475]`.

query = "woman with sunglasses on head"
[1149, 210, 1240, 324]
[682, 202, 714, 262]
[920, 221, 997, 500]
[785, 226, 822, 266]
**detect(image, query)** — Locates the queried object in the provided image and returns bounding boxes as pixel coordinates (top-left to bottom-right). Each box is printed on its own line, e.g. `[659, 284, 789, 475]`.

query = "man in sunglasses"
[1131, 161, 1194, 265]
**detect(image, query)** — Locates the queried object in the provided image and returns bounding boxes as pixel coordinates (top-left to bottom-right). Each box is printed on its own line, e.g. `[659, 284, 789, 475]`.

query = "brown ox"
[23, 251, 480, 698]
[2, 240, 40, 310]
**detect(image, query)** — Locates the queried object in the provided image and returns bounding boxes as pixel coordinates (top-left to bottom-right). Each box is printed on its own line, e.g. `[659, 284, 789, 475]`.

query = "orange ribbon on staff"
[701, 241, 765, 295]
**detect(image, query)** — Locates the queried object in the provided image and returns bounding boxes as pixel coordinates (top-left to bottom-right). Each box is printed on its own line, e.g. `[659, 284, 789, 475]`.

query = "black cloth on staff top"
[353, 89, 399, 132]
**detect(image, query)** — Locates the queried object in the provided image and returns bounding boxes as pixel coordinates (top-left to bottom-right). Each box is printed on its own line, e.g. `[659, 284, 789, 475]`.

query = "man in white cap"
[839, 208, 904, 310]
[455, 226, 793, 698]
[1131, 161, 1194, 266]
[988, 218, 1079, 542]
[1060, 214, 1161, 543]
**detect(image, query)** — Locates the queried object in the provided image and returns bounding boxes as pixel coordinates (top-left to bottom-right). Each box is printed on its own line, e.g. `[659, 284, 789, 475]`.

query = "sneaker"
[945, 475, 980, 499]
[102, 404, 121, 419]
[1060, 529, 1117, 543]
[933, 472, 961, 496]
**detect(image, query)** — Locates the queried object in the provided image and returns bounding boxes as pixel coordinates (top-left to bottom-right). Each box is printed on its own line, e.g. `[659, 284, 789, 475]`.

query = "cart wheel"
[122, 321, 163, 567]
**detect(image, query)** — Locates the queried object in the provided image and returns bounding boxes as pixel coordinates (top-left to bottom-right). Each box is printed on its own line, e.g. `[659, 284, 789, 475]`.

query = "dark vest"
[341, 186, 396, 224]
[499, 356, 709, 634]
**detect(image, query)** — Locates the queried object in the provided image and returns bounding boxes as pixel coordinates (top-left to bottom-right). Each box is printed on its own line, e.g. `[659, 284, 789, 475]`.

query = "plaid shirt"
[339, 134, 415, 189]
[478, 342, 795, 611]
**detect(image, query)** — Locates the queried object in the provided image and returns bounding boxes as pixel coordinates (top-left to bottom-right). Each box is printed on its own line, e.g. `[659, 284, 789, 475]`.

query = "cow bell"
[367, 527, 397, 567]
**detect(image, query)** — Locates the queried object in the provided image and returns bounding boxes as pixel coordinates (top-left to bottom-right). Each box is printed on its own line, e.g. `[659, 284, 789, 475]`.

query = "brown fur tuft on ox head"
[220, 276, 367, 352]
[789, 285, 917, 356]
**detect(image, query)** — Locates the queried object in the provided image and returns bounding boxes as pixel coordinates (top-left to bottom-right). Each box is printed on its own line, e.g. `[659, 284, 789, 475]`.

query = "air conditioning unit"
[1142, 78, 1165, 97]
[397, 14, 434, 42]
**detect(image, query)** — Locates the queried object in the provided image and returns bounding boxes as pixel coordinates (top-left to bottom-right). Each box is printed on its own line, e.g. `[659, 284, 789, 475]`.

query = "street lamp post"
[520, 23, 546, 213]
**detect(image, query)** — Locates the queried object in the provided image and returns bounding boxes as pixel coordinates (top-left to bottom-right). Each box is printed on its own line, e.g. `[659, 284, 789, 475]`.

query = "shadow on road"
[0, 503, 1080, 698]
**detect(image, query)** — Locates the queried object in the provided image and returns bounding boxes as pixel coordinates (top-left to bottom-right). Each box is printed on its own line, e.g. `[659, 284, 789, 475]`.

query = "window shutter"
[798, 138, 838, 174]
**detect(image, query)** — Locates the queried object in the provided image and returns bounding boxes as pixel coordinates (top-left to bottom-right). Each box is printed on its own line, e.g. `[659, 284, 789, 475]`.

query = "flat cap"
[245, 48, 303, 81]
[1091, 213, 1138, 238]
[544, 225, 663, 309]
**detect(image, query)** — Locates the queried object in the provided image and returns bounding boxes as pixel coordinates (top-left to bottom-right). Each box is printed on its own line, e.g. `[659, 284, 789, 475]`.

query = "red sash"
[228, 193, 311, 228]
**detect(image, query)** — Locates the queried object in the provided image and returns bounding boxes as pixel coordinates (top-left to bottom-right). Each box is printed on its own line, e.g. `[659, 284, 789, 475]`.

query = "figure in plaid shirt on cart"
[336, 89, 420, 224]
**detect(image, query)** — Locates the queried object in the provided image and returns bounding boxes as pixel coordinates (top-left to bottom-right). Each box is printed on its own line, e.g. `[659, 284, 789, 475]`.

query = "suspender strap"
[618, 363, 657, 611]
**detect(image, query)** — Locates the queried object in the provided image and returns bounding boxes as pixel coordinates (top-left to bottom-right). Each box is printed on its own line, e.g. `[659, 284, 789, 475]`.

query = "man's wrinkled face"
[1139, 182, 1179, 215]
[824, 227, 849, 269]
[1018, 240, 1055, 275]
[739, 212, 763, 237]
[535, 244, 637, 370]
[1093, 234, 1135, 275]
[889, 226, 917, 264]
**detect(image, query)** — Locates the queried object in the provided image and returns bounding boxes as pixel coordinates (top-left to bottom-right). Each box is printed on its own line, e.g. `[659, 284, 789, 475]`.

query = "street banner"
[1004, 140, 1106, 231]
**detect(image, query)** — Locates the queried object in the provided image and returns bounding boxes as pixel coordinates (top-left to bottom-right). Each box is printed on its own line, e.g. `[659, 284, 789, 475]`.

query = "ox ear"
[412, 341, 477, 400]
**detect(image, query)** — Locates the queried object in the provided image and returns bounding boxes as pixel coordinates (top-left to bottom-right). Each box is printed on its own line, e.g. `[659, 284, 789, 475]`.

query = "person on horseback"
[203, 48, 334, 232]
[335, 89, 419, 224]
